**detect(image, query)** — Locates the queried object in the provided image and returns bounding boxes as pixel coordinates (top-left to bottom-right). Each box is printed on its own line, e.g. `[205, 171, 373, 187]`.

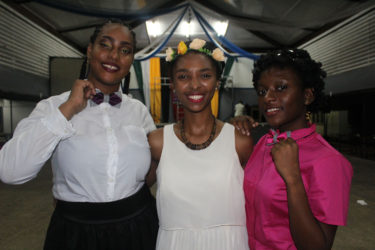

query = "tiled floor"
[0, 156, 374, 249]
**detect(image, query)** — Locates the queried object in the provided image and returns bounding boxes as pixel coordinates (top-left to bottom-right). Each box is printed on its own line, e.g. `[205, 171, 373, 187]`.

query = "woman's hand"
[272, 137, 337, 250]
[230, 115, 258, 136]
[271, 138, 301, 184]
[59, 79, 96, 120]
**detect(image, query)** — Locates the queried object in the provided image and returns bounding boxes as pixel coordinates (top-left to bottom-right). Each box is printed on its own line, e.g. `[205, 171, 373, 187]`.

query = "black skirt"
[44, 185, 158, 250]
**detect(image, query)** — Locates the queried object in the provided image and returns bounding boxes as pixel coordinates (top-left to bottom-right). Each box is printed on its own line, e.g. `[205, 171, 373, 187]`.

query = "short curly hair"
[252, 49, 327, 113]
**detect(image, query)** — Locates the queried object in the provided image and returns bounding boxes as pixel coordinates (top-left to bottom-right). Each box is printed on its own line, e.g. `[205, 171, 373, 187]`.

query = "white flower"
[165, 47, 174, 62]
[212, 48, 225, 61]
[189, 38, 206, 50]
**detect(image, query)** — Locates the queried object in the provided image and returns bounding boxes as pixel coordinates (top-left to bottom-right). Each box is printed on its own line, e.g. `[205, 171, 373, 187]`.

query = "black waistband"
[55, 184, 154, 223]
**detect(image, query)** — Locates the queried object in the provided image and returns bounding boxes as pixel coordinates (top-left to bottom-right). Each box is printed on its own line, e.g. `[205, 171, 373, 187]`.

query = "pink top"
[244, 124, 353, 250]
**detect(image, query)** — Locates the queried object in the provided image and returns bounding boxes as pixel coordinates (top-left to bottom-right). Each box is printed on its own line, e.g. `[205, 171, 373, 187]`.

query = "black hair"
[79, 19, 136, 79]
[89, 18, 136, 50]
[168, 41, 224, 82]
[252, 49, 327, 113]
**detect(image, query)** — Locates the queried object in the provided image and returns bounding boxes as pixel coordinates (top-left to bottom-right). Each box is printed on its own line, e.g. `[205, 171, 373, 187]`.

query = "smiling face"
[256, 67, 314, 132]
[87, 23, 134, 93]
[171, 52, 219, 114]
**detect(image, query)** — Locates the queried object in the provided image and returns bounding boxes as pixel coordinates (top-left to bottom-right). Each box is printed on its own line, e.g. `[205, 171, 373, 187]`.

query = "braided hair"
[79, 19, 136, 79]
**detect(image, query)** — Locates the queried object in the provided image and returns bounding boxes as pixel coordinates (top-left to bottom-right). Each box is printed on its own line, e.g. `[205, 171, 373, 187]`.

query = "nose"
[190, 75, 201, 90]
[264, 88, 276, 102]
[109, 48, 119, 60]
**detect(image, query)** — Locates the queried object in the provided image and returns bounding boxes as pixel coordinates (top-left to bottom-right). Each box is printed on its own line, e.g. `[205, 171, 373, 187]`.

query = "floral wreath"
[165, 38, 225, 62]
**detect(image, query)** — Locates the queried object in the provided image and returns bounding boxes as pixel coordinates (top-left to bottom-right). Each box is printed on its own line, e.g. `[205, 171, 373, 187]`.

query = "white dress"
[156, 123, 249, 250]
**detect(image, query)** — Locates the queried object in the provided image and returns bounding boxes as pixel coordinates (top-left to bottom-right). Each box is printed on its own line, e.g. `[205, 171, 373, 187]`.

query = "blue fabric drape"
[134, 6, 188, 61]
[192, 7, 259, 60]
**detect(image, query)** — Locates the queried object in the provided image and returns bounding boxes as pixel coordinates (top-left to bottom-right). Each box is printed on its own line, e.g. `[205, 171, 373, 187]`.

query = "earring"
[85, 58, 90, 79]
[305, 111, 312, 123]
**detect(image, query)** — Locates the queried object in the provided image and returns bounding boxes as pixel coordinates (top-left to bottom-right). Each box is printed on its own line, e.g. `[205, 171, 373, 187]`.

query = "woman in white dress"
[147, 39, 254, 250]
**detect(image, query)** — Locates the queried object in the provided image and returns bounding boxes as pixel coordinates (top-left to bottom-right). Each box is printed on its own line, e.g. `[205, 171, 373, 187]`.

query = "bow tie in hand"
[266, 130, 291, 145]
[91, 92, 122, 106]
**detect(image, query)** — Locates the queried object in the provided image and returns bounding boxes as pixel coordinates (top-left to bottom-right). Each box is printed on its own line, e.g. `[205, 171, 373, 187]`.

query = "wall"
[228, 57, 254, 88]
[50, 57, 84, 95]
[326, 110, 351, 138]
[218, 57, 257, 120]
[0, 99, 36, 134]
[0, 1, 84, 134]
[0, 1, 83, 98]
[300, 7, 375, 143]
[219, 88, 258, 121]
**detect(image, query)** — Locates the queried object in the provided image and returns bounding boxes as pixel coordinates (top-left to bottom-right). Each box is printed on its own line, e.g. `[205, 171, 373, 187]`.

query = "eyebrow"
[175, 68, 213, 73]
[100, 35, 133, 47]
[175, 69, 189, 73]
[199, 68, 213, 72]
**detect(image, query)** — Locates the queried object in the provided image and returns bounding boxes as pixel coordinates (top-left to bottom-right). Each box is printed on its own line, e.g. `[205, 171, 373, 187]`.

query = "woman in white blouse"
[0, 20, 158, 250]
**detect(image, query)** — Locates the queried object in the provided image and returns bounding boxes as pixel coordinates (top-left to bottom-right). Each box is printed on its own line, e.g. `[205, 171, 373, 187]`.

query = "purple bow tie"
[91, 92, 122, 106]
[266, 130, 291, 145]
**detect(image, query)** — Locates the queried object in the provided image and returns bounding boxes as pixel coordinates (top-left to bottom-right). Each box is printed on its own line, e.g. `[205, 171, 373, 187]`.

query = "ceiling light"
[213, 21, 228, 36]
[146, 21, 161, 37]
[181, 21, 193, 37]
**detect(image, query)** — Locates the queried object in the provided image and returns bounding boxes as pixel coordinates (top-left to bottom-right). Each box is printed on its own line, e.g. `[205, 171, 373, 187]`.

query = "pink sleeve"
[307, 154, 353, 226]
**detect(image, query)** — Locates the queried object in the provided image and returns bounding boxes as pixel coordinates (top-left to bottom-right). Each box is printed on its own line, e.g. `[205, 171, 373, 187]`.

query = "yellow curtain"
[149, 57, 161, 123]
[211, 89, 219, 118]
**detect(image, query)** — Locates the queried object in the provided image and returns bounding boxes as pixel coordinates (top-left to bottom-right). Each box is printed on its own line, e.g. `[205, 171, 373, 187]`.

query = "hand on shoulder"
[230, 115, 259, 136]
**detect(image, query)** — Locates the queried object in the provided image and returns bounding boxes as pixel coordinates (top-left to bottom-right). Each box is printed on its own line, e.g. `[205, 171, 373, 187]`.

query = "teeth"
[267, 107, 280, 112]
[103, 64, 118, 70]
[189, 95, 203, 100]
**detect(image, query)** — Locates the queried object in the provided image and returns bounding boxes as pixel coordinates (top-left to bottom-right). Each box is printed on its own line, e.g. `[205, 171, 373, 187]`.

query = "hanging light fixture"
[213, 21, 228, 36]
[146, 20, 162, 37]
[181, 21, 194, 37]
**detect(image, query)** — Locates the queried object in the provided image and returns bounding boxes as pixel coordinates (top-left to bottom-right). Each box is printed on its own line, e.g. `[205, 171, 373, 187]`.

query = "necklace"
[180, 116, 217, 150]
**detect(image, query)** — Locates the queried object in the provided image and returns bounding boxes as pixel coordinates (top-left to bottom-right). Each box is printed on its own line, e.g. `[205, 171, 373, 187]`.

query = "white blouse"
[0, 91, 155, 202]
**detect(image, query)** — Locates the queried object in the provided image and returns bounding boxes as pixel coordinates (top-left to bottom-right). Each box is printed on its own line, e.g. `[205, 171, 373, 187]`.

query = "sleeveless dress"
[156, 123, 249, 250]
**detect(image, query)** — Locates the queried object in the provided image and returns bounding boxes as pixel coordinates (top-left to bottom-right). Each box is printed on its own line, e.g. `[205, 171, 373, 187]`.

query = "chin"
[101, 78, 122, 86]
[265, 120, 281, 130]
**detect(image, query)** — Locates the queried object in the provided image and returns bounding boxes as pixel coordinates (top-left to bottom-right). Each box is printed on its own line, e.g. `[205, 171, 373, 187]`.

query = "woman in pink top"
[243, 49, 353, 249]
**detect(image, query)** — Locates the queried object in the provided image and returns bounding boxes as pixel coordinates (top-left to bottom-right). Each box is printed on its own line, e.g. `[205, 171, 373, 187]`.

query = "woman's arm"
[146, 128, 163, 186]
[0, 97, 72, 184]
[0, 80, 95, 184]
[286, 176, 337, 249]
[234, 128, 254, 168]
[272, 138, 337, 249]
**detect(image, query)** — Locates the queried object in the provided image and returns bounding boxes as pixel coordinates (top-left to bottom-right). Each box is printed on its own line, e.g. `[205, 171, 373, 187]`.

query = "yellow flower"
[177, 41, 188, 55]
[212, 48, 225, 61]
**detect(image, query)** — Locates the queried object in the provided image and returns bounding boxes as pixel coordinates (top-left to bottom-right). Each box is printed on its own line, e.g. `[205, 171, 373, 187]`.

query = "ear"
[169, 81, 175, 93]
[304, 88, 315, 105]
[216, 80, 220, 90]
[86, 43, 93, 60]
